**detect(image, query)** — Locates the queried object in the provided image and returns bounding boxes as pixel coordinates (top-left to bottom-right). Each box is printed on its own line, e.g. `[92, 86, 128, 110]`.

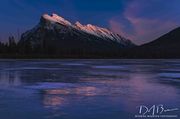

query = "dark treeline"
[0, 35, 180, 59]
[0, 36, 17, 54]
[0, 36, 125, 59]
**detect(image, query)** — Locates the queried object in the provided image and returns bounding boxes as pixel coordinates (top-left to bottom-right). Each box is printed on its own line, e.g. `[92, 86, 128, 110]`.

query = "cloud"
[109, 0, 180, 45]
[109, 19, 134, 40]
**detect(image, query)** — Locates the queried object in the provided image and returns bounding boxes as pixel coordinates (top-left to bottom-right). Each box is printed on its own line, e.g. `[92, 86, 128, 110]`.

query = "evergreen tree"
[8, 36, 17, 53]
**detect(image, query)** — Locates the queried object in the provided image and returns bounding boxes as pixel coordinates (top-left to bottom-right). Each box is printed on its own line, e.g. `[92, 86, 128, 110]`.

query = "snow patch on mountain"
[74, 22, 132, 44]
[40, 13, 134, 45]
[43, 13, 72, 26]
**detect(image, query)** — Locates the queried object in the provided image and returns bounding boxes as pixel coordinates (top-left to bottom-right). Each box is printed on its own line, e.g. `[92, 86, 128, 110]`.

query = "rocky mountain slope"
[18, 13, 135, 57]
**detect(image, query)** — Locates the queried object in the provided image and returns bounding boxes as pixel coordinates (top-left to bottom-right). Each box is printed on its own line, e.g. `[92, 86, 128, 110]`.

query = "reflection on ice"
[43, 95, 65, 107]
[42, 85, 99, 97]
[0, 71, 22, 87]
[45, 89, 71, 95]
[0, 60, 180, 119]
[75, 86, 98, 96]
[27, 83, 75, 89]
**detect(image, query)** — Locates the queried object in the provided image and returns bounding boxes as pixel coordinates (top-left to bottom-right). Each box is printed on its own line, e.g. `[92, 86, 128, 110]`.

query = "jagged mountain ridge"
[41, 13, 133, 45]
[18, 13, 135, 57]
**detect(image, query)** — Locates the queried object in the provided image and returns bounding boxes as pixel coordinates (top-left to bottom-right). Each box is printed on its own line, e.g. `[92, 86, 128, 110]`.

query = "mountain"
[130, 27, 180, 58]
[18, 13, 135, 58]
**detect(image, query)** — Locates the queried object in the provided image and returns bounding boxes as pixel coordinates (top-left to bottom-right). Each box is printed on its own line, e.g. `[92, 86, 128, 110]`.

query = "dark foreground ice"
[0, 59, 179, 119]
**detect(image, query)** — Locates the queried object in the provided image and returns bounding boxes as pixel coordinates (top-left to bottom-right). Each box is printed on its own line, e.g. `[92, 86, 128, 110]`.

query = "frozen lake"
[0, 60, 179, 119]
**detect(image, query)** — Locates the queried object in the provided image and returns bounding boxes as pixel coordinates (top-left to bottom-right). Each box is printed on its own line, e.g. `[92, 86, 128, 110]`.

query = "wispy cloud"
[109, 0, 180, 45]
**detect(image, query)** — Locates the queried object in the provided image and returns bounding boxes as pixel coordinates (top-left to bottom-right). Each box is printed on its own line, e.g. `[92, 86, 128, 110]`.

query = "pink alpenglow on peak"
[74, 22, 123, 41]
[20, 13, 136, 56]
[42, 13, 72, 26]
[75, 21, 84, 28]
[41, 13, 133, 44]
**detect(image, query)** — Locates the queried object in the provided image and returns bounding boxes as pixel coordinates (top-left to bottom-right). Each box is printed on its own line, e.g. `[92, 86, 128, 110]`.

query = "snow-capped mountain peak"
[75, 21, 84, 28]
[40, 13, 134, 45]
[19, 13, 135, 57]
[42, 13, 71, 26]
[74, 22, 123, 42]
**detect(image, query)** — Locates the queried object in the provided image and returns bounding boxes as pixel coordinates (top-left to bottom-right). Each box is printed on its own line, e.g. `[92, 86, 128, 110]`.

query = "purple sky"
[0, 0, 180, 45]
